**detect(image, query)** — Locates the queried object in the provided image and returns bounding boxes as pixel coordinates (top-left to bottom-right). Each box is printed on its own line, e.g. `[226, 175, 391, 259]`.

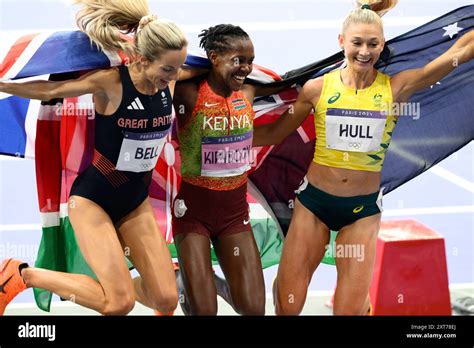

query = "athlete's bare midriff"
[306, 161, 381, 197]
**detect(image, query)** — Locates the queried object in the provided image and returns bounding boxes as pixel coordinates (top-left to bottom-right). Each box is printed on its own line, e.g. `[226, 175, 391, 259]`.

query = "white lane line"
[383, 205, 474, 217]
[0, 224, 42, 232]
[387, 143, 473, 193]
[429, 166, 474, 194]
[0, 156, 26, 161]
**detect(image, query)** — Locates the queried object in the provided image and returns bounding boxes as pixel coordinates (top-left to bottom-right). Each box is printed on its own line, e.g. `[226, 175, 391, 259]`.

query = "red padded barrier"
[369, 220, 451, 315]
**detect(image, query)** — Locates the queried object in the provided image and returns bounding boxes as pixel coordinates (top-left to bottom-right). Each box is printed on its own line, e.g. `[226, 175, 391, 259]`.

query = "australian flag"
[249, 5, 474, 233]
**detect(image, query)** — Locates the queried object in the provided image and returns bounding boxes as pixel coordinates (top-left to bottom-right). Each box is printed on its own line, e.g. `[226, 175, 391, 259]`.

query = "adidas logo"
[127, 97, 145, 110]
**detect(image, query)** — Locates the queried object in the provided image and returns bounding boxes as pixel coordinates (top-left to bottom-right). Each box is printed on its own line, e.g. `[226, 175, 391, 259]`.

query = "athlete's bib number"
[325, 108, 386, 152]
[201, 130, 253, 177]
[116, 130, 168, 172]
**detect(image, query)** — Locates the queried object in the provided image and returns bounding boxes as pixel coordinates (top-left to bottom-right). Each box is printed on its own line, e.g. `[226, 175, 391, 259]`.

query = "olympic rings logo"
[348, 142, 362, 149]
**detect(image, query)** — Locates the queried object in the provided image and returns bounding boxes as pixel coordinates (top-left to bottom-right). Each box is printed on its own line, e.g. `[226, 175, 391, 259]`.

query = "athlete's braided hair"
[199, 24, 250, 55]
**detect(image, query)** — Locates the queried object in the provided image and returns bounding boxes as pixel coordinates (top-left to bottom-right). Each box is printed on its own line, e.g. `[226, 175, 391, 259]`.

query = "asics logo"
[204, 102, 220, 108]
[353, 205, 364, 213]
[328, 92, 341, 104]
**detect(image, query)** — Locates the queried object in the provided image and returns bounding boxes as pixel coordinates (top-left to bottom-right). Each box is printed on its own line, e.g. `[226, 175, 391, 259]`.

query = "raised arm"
[391, 30, 474, 103]
[253, 77, 323, 147]
[0, 69, 113, 101]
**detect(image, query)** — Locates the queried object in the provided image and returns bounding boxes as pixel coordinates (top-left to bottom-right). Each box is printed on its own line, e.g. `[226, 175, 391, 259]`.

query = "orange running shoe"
[0, 258, 28, 315]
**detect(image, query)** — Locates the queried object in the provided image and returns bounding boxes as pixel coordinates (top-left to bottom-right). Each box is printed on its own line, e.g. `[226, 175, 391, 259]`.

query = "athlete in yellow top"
[313, 69, 397, 172]
[254, 0, 474, 315]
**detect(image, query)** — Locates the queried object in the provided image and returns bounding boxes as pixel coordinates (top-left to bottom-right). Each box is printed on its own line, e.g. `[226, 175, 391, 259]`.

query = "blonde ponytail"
[74, 0, 187, 60]
[343, 0, 398, 34]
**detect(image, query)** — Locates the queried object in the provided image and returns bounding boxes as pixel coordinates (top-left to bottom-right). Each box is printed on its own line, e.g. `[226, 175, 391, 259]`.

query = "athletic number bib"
[116, 130, 168, 172]
[325, 108, 386, 152]
[201, 131, 253, 177]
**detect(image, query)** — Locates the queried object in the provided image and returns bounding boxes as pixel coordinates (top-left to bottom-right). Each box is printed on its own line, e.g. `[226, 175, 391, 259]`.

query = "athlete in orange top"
[172, 24, 280, 315]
